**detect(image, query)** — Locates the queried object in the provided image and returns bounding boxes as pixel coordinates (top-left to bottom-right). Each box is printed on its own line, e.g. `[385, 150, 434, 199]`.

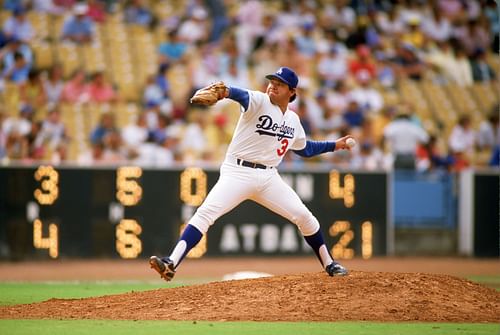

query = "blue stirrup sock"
[304, 229, 334, 268]
[165, 224, 203, 269]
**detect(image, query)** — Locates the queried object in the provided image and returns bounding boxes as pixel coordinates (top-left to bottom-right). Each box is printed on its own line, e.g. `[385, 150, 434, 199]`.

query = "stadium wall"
[0, 165, 497, 260]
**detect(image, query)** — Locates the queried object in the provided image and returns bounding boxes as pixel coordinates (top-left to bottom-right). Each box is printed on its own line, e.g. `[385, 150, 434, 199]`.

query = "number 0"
[180, 168, 207, 206]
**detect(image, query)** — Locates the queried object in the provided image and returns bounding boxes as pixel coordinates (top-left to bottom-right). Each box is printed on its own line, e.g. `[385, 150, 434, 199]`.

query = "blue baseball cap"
[265, 67, 299, 102]
[13, 7, 26, 16]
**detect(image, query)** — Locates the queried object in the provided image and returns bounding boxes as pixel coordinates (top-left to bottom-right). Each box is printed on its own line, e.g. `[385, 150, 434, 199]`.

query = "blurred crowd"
[0, 0, 498, 171]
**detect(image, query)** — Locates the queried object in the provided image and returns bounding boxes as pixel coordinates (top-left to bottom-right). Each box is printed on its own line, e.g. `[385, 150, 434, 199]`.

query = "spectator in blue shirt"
[158, 30, 188, 66]
[2, 0, 23, 11]
[343, 100, 365, 128]
[2, 7, 34, 43]
[150, 114, 170, 145]
[2, 51, 30, 83]
[295, 23, 317, 58]
[124, 0, 154, 27]
[1, 38, 33, 70]
[61, 4, 95, 44]
[155, 63, 169, 95]
[490, 145, 500, 167]
[90, 113, 117, 145]
[470, 48, 496, 82]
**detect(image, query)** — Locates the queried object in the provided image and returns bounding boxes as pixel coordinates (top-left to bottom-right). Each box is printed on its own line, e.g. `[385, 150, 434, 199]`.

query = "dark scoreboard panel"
[473, 172, 500, 257]
[0, 166, 389, 260]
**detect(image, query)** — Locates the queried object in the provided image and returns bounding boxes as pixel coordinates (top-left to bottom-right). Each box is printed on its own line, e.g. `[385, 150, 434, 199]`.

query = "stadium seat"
[27, 12, 50, 40]
[32, 41, 54, 69]
[470, 83, 498, 116]
[445, 83, 482, 128]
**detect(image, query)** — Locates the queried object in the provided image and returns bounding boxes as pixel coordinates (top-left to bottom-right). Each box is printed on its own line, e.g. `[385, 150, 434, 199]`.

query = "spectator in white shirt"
[316, 46, 348, 88]
[323, 1, 356, 31]
[349, 71, 384, 114]
[121, 112, 149, 158]
[77, 142, 105, 165]
[289, 81, 323, 131]
[375, 5, 406, 37]
[101, 130, 125, 163]
[350, 141, 385, 171]
[450, 45, 473, 87]
[153, 138, 176, 167]
[219, 58, 250, 89]
[235, 0, 264, 55]
[177, 8, 209, 44]
[179, 111, 209, 162]
[2, 103, 33, 137]
[42, 64, 65, 106]
[32, 0, 66, 15]
[421, 6, 452, 42]
[384, 110, 429, 169]
[34, 107, 66, 151]
[327, 80, 351, 115]
[448, 115, 476, 156]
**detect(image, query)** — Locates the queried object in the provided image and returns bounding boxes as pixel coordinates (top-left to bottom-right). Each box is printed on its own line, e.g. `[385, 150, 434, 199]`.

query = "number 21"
[277, 139, 289, 156]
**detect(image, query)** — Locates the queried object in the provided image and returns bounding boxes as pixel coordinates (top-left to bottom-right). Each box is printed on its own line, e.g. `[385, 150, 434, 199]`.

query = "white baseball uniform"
[151, 68, 348, 281]
[186, 90, 320, 237]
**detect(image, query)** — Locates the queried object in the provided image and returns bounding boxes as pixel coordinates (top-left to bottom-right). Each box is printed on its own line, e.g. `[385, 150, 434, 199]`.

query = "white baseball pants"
[188, 157, 320, 236]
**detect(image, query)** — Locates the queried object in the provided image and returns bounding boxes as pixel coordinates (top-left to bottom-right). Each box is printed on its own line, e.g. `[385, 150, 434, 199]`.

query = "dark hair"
[28, 69, 40, 80]
[489, 112, 499, 124]
[458, 115, 471, 126]
[13, 51, 24, 60]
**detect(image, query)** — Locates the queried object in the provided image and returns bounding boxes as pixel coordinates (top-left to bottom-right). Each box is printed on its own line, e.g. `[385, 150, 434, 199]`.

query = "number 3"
[277, 139, 289, 156]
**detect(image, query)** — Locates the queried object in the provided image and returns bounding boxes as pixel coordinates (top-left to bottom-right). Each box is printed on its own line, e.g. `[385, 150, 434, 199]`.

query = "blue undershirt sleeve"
[227, 86, 250, 111]
[293, 140, 336, 157]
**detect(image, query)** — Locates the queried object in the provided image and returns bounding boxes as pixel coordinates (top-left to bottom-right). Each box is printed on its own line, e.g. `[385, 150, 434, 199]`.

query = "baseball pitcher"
[150, 67, 353, 281]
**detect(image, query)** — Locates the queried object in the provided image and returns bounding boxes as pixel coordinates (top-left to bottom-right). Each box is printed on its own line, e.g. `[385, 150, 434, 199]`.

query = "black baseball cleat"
[326, 261, 348, 277]
[149, 256, 176, 282]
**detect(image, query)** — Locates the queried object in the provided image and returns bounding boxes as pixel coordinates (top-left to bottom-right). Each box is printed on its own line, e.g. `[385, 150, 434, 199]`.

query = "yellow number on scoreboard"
[180, 168, 207, 206]
[116, 219, 142, 259]
[361, 221, 373, 259]
[33, 219, 58, 258]
[328, 170, 355, 208]
[329, 220, 354, 259]
[116, 167, 143, 206]
[34, 165, 59, 205]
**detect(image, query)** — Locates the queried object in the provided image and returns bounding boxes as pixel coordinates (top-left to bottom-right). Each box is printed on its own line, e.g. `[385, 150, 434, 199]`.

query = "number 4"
[33, 219, 58, 258]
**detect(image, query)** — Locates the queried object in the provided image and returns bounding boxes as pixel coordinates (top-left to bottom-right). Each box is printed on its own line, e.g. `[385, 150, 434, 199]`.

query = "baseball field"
[0, 257, 499, 335]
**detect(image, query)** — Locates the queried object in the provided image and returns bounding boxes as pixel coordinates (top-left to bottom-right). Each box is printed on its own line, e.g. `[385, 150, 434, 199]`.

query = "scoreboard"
[0, 166, 390, 260]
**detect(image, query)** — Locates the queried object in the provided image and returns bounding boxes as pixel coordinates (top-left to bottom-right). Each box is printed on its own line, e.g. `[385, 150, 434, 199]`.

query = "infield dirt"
[1, 271, 499, 322]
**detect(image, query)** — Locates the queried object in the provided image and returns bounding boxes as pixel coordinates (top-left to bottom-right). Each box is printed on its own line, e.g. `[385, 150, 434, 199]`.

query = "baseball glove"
[190, 81, 228, 106]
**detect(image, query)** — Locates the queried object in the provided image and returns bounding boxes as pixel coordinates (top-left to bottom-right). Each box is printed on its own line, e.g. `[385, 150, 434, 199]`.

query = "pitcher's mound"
[1, 271, 499, 322]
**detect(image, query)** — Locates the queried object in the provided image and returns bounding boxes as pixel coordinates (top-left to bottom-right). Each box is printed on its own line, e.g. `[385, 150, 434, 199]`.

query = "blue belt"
[236, 158, 269, 169]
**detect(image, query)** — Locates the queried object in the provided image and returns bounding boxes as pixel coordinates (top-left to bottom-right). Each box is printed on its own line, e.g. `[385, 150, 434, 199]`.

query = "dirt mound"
[1, 271, 499, 322]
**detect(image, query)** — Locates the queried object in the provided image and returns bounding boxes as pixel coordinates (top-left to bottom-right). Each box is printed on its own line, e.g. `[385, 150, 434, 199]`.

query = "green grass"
[0, 279, 499, 335]
[0, 281, 182, 306]
[468, 276, 500, 290]
[0, 320, 498, 335]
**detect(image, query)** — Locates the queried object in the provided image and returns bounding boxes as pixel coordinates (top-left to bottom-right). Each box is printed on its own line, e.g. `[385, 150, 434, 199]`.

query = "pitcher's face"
[266, 79, 295, 105]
